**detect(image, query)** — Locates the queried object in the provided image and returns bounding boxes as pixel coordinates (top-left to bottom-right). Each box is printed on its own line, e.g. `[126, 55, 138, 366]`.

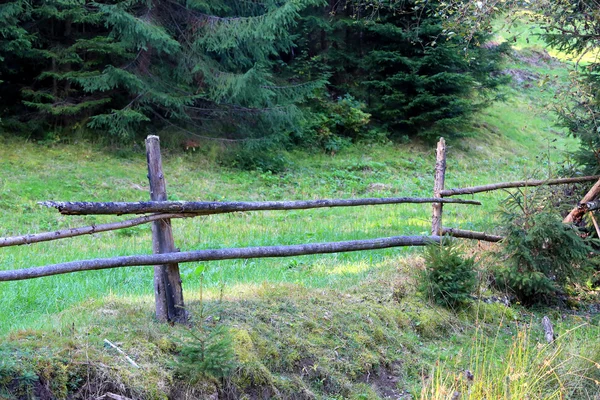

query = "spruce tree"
[295, 0, 508, 141]
[0, 0, 326, 141]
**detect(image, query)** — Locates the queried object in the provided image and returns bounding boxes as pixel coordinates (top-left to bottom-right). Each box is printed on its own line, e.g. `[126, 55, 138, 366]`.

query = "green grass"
[1, 26, 600, 398]
[0, 110, 577, 334]
[494, 10, 600, 65]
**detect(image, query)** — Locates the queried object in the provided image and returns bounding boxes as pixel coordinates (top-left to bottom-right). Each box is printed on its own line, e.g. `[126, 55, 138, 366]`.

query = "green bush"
[298, 94, 372, 152]
[419, 239, 477, 308]
[495, 193, 596, 304]
[220, 141, 288, 173]
[174, 324, 236, 382]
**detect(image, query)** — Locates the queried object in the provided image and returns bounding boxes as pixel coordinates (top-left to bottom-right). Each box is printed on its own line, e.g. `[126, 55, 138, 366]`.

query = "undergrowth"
[419, 239, 477, 309]
[420, 319, 600, 399]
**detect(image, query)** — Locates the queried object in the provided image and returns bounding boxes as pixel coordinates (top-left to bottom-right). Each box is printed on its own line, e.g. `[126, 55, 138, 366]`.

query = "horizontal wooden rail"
[440, 176, 600, 197]
[0, 235, 441, 281]
[0, 213, 189, 248]
[39, 197, 482, 216]
[442, 227, 503, 242]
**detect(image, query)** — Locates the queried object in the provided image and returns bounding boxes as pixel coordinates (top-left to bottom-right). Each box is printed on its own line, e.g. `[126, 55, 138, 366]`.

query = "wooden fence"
[0, 136, 597, 323]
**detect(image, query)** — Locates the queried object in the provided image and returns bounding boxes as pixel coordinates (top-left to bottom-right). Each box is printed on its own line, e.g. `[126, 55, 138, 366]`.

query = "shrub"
[173, 266, 236, 381]
[174, 324, 236, 381]
[298, 94, 372, 152]
[419, 239, 477, 308]
[220, 140, 288, 173]
[495, 192, 596, 304]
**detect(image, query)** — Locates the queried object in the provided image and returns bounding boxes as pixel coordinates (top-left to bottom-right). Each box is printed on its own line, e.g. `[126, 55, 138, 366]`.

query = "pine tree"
[0, 0, 327, 141]
[294, 0, 508, 141]
[536, 0, 600, 173]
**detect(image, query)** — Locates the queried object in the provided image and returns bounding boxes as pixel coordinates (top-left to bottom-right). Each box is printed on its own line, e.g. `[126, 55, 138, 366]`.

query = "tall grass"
[420, 318, 600, 399]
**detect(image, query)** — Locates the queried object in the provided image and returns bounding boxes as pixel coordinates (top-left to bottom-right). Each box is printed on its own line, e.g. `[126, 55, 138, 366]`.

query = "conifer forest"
[0, 1, 508, 152]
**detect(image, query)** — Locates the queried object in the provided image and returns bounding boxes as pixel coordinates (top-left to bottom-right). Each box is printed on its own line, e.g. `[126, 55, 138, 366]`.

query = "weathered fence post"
[432, 138, 446, 236]
[146, 135, 187, 323]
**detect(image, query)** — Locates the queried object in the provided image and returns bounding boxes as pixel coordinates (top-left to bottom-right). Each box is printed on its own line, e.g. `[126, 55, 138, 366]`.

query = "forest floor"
[1, 19, 600, 400]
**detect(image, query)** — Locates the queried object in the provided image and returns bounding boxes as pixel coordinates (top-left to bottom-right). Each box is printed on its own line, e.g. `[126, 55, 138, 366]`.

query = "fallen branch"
[0, 235, 441, 281]
[589, 212, 600, 238]
[442, 227, 503, 242]
[103, 339, 140, 369]
[0, 213, 190, 248]
[39, 196, 482, 216]
[564, 178, 600, 223]
[440, 176, 600, 197]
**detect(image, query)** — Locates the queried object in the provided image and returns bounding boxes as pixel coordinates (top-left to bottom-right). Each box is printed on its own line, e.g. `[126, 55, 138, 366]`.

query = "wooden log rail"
[0, 213, 187, 248]
[0, 235, 441, 281]
[5, 135, 596, 323]
[39, 197, 482, 216]
[442, 227, 503, 243]
[440, 176, 600, 197]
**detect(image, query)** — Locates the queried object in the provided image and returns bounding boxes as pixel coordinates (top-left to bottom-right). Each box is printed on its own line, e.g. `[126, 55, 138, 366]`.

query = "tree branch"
[440, 176, 600, 197]
[0, 213, 190, 248]
[0, 235, 441, 281]
[442, 227, 503, 242]
[39, 197, 482, 215]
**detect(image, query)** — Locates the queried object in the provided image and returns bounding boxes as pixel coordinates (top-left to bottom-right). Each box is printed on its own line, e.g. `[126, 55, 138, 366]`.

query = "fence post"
[432, 137, 446, 236]
[146, 135, 187, 323]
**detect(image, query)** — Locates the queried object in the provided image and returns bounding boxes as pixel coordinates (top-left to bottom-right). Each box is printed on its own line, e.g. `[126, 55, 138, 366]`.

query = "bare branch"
[0, 235, 441, 281]
[442, 227, 503, 242]
[39, 197, 482, 216]
[441, 176, 600, 197]
[0, 213, 190, 248]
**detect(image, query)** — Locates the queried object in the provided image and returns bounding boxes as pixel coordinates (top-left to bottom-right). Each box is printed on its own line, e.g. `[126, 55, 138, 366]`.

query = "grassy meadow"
[0, 98, 574, 333]
[2, 28, 600, 399]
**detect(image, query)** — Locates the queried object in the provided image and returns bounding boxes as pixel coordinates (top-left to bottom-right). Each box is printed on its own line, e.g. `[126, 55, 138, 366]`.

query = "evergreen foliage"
[0, 0, 326, 141]
[432, 0, 600, 170]
[0, 0, 508, 151]
[173, 267, 236, 381]
[175, 324, 236, 381]
[294, 0, 509, 141]
[419, 239, 477, 308]
[536, 0, 600, 173]
[295, 94, 372, 152]
[496, 191, 596, 304]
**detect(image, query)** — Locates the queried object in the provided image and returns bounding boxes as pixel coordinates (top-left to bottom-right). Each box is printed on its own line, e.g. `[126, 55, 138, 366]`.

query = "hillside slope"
[1, 42, 599, 399]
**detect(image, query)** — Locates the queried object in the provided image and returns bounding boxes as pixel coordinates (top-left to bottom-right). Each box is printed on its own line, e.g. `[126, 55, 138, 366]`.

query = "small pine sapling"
[174, 266, 236, 382]
[419, 238, 477, 308]
[495, 190, 597, 304]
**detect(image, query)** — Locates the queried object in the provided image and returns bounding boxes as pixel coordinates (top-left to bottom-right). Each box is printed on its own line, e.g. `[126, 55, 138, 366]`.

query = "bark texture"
[432, 138, 446, 235]
[564, 178, 600, 223]
[441, 176, 600, 197]
[0, 235, 441, 281]
[39, 197, 482, 215]
[442, 227, 503, 242]
[0, 213, 187, 248]
[146, 135, 186, 323]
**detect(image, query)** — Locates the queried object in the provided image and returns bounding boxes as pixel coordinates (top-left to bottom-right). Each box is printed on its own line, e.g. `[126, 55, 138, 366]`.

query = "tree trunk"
[432, 138, 446, 235]
[563, 178, 600, 223]
[146, 135, 187, 323]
